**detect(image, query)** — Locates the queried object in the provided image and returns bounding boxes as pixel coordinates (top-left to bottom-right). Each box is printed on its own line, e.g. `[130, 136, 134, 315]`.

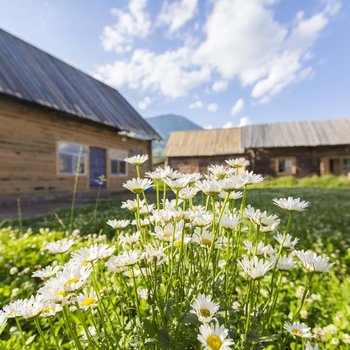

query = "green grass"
[251, 175, 350, 188]
[1, 187, 350, 348]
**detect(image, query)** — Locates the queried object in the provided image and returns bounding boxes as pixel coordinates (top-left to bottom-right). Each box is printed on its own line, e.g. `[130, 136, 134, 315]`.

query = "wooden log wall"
[0, 97, 152, 197]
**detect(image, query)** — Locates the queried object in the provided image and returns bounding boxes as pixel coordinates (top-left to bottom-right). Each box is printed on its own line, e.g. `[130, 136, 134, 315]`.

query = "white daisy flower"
[191, 295, 220, 323]
[145, 166, 172, 180]
[124, 154, 148, 166]
[32, 265, 61, 280]
[121, 199, 145, 212]
[273, 197, 310, 212]
[142, 245, 167, 265]
[137, 288, 148, 300]
[219, 177, 246, 192]
[3, 299, 25, 318]
[106, 251, 140, 273]
[45, 239, 74, 254]
[119, 232, 141, 247]
[274, 233, 299, 250]
[77, 289, 97, 310]
[40, 301, 62, 317]
[219, 191, 243, 200]
[305, 341, 318, 350]
[241, 171, 263, 185]
[192, 229, 223, 250]
[191, 214, 213, 228]
[296, 250, 334, 273]
[220, 213, 240, 230]
[244, 205, 280, 232]
[196, 180, 222, 196]
[123, 178, 153, 194]
[243, 241, 276, 257]
[55, 263, 92, 292]
[0, 311, 7, 329]
[238, 256, 273, 280]
[106, 219, 130, 229]
[225, 158, 250, 168]
[198, 322, 234, 350]
[272, 255, 297, 270]
[179, 187, 200, 200]
[164, 177, 190, 191]
[208, 165, 230, 180]
[284, 321, 313, 338]
[21, 295, 45, 319]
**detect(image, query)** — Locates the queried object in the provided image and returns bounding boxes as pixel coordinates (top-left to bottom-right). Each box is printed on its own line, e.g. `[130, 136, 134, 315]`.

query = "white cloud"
[223, 121, 233, 129]
[207, 103, 219, 112]
[95, 47, 211, 98]
[189, 100, 204, 109]
[238, 116, 252, 127]
[193, 0, 340, 102]
[212, 80, 228, 92]
[231, 98, 244, 116]
[158, 0, 198, 34]
[138, 96, 152, 110]
[96, 0, 340, 102]
[101, 0, 151, 53]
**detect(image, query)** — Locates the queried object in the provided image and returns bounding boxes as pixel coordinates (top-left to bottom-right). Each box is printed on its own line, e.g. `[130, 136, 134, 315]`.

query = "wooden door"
[89, 147, 106, 189]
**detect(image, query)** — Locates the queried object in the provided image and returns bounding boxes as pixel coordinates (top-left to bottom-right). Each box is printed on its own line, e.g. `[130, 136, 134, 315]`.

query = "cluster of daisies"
[0, 154, 336, 349]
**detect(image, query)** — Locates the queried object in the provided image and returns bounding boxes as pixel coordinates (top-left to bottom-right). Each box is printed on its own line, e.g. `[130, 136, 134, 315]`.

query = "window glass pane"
[278, 158, 293, 173]
[58, 142, 86, 174]
[111, 160, 119, 174]
[59, 153, 72, 173]
[119, 161, 126, 174]
[344, 159, 350, 173]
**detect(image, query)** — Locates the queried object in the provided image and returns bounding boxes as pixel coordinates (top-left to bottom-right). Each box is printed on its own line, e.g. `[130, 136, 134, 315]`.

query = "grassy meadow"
[0, 174, 349, 349]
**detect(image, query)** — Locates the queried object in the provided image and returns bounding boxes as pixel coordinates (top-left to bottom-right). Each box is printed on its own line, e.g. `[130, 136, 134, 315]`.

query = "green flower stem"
[292, 274, 314, 322]
[48, 317, 62, 350]
[15, 317, 28, 350]
[34, 318, 49, 350]
[156, 181, 160, 210]
[162, 182, 167, 208]
[62, 306, 84, 350]
[74, 303, 98, 349]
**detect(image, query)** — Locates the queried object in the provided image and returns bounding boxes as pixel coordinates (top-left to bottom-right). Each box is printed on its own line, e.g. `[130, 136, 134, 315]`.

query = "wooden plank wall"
[247, 146, 350, 177]
[0, 97, 151, 196]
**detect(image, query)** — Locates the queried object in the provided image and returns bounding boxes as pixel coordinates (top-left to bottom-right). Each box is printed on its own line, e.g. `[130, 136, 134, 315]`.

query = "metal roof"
[163, 128, 245, 157]
[241, 118, 350, 148]
[0, 29, 160, 140]
[164, 118, 350, 157]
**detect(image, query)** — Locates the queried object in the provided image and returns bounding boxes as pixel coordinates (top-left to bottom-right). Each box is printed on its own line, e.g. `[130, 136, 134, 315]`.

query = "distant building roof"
[0, 29, 160, 140]
[164, 128, 244, 157]
[241, 118, 350, 148]
[164, 118, 350, 157]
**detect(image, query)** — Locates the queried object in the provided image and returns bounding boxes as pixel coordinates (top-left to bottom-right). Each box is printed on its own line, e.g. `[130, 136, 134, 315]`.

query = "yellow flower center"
[292, 328, 303, 336]
[9, 311, 16, 317]
[82, 297, 95, 307]
[175, 239, 182, 246]
[202, 239, 212, 247]
[64, 278, 79, 286]
[42, 307, 54, 314]
[164, 233, 172, 238]
[207, 335, 222, 350]
[84, 254, 90, 260]
[55, 290, 68, 297]
[199, 308, 211, 318]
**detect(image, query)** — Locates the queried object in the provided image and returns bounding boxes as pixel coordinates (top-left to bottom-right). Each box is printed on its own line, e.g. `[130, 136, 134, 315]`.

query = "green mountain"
[146, 114, 202, 163]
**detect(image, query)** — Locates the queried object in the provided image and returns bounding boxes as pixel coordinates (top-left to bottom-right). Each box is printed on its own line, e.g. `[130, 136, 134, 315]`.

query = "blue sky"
[0, 0, 349, 129]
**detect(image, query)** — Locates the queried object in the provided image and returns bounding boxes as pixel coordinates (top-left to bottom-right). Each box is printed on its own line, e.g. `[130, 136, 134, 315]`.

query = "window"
[110, 150, 128, 176]
[276, 158, 295, 175]
[58, 142, 86, 175]
[343, 159, 350, 174]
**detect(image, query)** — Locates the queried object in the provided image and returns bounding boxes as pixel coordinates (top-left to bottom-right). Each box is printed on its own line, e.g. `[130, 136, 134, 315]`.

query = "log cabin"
[0, 29, 160, 199]
[164, 119, 350, 177]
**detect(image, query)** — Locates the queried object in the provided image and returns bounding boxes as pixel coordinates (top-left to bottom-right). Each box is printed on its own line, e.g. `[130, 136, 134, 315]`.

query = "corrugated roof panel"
[0, 29, 160, 140]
